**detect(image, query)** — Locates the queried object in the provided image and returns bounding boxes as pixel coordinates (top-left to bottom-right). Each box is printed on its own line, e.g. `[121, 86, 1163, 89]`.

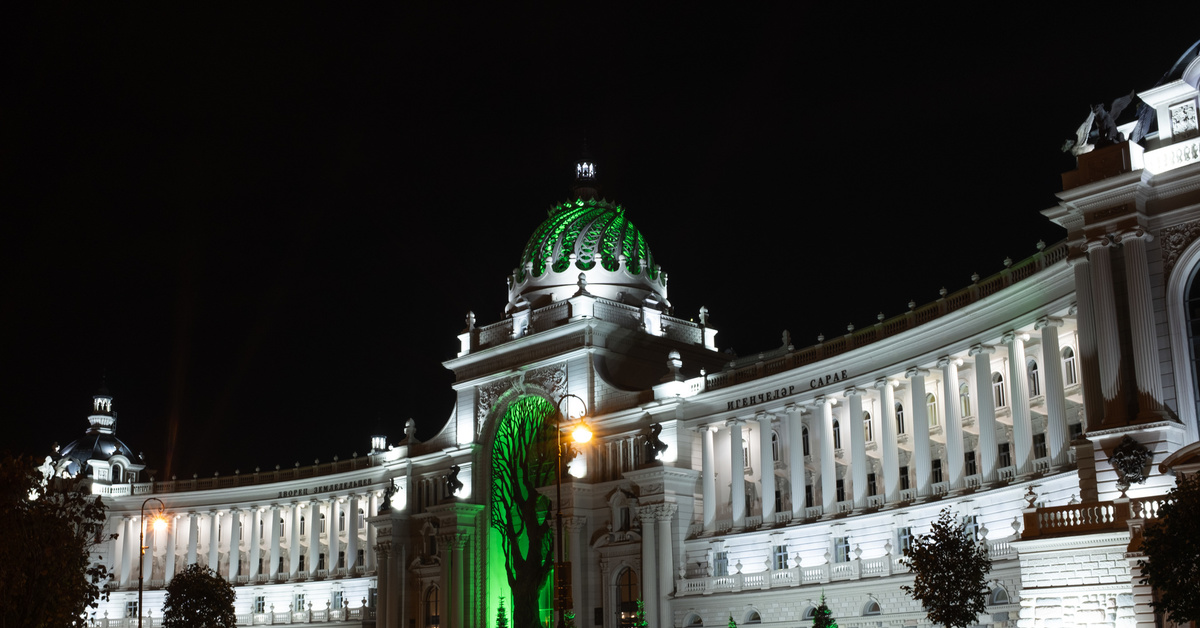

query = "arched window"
[279, 517, 285, 538]
[300, 516, 306, 536]
[991, 586, 1010, 605]
[927, 393, 939, 426]
[320, 513, 327, 534]
[803, 606, 817, 620]
[895, 402, 906, 434]
[864, 600, 882, 616]
[992, 372, 1007, 408]
[617, 568, 639, 623]
[771, 432, 779, 462]
[339, 511, 346, 532]
[1027, 359, 1041, 396]
[358, 508, 366, 530]
[685, 614, 704, 627]
[863, 411, 873, 442]
[744, 610, 762, 624]
[802, 426, 810, 456]
[832, 419, 842, 449]
[1062, 346, 1077, 385]
[424, 586, 439, 627]
[112, 464, 123, 483]
[959, 380, 972, 417]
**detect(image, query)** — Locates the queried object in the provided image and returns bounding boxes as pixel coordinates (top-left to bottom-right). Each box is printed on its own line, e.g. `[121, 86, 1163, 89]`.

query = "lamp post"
[555, 394, 592, 628]
[139, 497, 167, 628]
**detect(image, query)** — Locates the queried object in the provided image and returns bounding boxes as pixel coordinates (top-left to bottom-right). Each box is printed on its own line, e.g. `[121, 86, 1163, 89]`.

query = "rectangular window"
[834, 537, 851, 563]
[368, 587, 378, 609]
[773, 544, 789, 570]
[254, 596, 265, 614]
[899, 466, 910, 491]
[295, 594, 306, 612]
[298, 555, 305, 571]
[898, 526, 913, 552]
[743, 444, 750, 469]
[318, 553, 326, 570]
[932, 459, 943, 483]
[835, 479, 845, 502]
[774, 490, 782, 514]
[338, 551, 346, 569]
[333, 590, 344, 610]
[1069, 423, 1083, 441]
[999, 443, 1012, 468]
[357, 549, 365, 567]
[278, 557, 285, 573]
[804, 485, 813, 509]
[1033, 433, 1048, 459]
[713, 551, 729, 577]
[867, 473, 877, 497]
[963, 515, 980, 541]
[965, 450, 977, 476]
[126, 601, 139, 618]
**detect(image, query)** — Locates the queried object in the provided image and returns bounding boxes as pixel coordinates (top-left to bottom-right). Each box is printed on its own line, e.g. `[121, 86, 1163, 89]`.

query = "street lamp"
[139, 497, 167, 628]
[555, 394, 592, 628]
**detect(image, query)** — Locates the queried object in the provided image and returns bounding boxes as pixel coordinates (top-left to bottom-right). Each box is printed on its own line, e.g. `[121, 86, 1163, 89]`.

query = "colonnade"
[111, 491, 382, 589]
[698, 324, 1078, 532]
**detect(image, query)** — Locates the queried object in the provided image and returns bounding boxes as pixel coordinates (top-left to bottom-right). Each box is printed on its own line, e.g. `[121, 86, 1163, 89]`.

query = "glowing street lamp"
[139, 497, 167, 628]
[555, 394, 592, 628]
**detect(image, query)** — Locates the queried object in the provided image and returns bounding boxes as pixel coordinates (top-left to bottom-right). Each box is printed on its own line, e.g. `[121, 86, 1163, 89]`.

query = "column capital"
[1034, 316, 1065, 330]
[1118, 227, 1151, 243]
[725, 417, 745, 427]
[904, 367, 929, 379]
[187, 511, 198, 518]
[783, 402, 805, 414]
[654, 503, 678, 521]
[1086, 234, 1119, 250]
[637, 504, 659, 523]
[754, 410, 777, 423]
[693, 424, 715, 434]
[842, 386, 864, 398]
[813, 395, 834, 406]
[936, 356, 963, 368]
[873, 377, 896, 390]
[968, 343, 995, 357]
[1001, 330, 1030, 344]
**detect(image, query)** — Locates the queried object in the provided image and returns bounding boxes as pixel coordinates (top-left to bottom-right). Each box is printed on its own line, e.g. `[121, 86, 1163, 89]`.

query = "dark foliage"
[1139, 472, 1200, 625]
[901, 508, 992, 628]
[0, 453, 113, 628]
[162, 563, 236, 628]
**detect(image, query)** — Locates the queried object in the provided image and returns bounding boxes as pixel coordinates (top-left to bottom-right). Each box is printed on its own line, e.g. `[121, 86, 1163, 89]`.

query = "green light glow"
[515, 199, 656, 282]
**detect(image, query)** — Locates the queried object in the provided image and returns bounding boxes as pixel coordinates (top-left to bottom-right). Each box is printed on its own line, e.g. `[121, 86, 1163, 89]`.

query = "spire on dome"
[570, 140, 601, 200]
[88, 383, 116, 434]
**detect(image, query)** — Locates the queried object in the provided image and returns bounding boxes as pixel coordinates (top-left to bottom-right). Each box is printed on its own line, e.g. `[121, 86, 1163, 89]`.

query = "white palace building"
[55, 41, 1200, 628]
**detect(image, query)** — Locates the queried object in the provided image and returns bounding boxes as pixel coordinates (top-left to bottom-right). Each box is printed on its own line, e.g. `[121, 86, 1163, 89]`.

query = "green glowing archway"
[487, 394, 558, 628]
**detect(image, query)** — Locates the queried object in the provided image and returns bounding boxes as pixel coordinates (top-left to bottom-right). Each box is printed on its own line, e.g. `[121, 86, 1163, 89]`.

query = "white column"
[700, 427, 716, 532]
[142, 516, 155, 583]
[756, 412, 776, 522]
[656, 504, 677, 628]
[330, 498, 342, 573]
[876, 379, 901, 503]
[186, 512, 199, 566]
[347, 494, 360, 571]
[971, 345, 999, 483]
[786, 405, 807, 518]
[845, 388, 867, 508]
[939, 357, 966, 489]
[366, 494, 378, 572]
[1122, 232, 1167, 417]
[120, 517, 133, 587]
[307, 499, 320, 576]
[227, 508, 241, 581]
[1069, 255, 1104, 424]
[290, 502, 302, 578]
[1005, 331, 1034, 474]
[1037, 318, 1071, 467]
[908, 369, 932, 497]
[207, 510, 220, 571]
[727, 419, 747, 529]
[269, 504, 282, 579]
[248, 507, 262, 580]
[816, 396, 836, 512]
[637, 506, 658, 618]
[164, 514, 178, 584]
[1089, 239, 1124, 421]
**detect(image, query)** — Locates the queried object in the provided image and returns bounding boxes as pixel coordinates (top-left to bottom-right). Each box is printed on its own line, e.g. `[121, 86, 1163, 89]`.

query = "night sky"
[4, 7, 1197, 480]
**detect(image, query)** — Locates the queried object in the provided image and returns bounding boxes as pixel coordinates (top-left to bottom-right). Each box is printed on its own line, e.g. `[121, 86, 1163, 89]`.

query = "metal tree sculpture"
[490, 395, 557, 628]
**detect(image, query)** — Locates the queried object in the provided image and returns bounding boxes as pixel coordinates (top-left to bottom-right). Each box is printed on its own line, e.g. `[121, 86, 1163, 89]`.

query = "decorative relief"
[1160, 219, 1200, 280]
[474, 362, 568, 435]
[1170, 100, 1198, 138]
[1111, 435, 1153, 493]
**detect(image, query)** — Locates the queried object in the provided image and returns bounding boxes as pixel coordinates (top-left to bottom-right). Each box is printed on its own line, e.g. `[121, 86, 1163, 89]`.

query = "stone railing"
[704, 241, 1069, 392]
[1022, 500, 1126, 539]
[121, 456, 377, 495]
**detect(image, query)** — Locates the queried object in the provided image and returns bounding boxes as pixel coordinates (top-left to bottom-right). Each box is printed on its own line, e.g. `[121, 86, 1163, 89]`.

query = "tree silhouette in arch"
[490, 395, 558, 628]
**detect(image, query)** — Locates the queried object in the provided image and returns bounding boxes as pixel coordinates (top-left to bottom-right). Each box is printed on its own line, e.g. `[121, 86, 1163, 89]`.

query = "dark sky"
[3, 6, 1197, 479]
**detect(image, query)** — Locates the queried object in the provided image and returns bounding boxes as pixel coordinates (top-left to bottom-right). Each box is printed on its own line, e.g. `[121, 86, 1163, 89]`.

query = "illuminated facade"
[63, 42, 1200, 628]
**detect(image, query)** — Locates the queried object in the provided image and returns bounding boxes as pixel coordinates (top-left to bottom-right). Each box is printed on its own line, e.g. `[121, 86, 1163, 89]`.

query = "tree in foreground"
[0, 453, 113, 627]
[162, 563, 236, 628]
[813, 593, 838, 628]
[900, 508, 992, 628]
[1138, 472, 1200, 625]
[632, 599, 648, 627]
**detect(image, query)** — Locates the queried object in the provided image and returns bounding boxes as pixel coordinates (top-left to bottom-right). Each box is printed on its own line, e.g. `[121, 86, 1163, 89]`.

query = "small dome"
[508, 197, 667, 311]
[58, 433, 136, 477]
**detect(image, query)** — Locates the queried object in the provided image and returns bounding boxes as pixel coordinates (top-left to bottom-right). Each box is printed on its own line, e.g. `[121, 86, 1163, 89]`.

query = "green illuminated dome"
[506, 159, 668, 313]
